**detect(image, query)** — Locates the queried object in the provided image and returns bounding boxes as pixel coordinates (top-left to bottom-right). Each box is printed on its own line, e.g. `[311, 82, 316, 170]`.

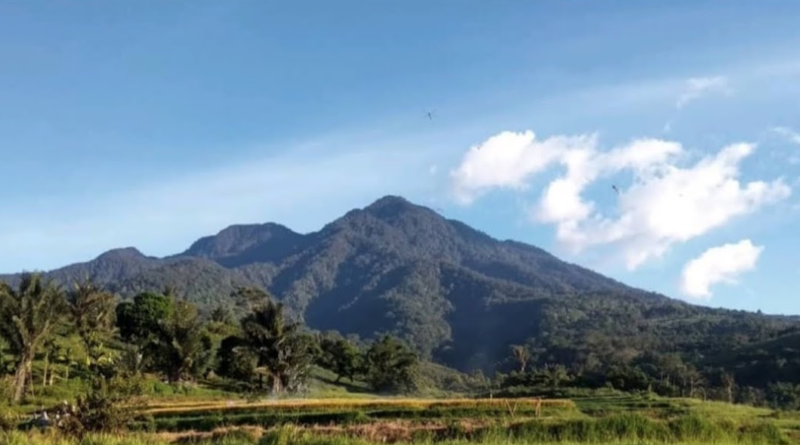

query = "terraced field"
[5, 394, 800, 444]
[137, 398, 576, 433]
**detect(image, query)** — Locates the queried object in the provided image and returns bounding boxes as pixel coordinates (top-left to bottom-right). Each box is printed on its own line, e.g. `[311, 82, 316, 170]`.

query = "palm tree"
[155, 299, 212, 383]
[240, 290, 309, 394]
[0, 273, 66, 403]
[510, 344, 530, 373]
[66, 278, 117, 369]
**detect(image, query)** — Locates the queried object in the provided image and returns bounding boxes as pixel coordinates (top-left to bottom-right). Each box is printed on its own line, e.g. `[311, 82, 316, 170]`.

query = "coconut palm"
[154, 299, 213, 383]
[66, 278, 117, 369]
[0, 273, 66, 403]
[240, 289, 312, 394]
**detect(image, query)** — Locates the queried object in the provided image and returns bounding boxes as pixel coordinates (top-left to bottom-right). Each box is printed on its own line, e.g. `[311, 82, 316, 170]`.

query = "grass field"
[3, 369, 799, 444]
[5, 393, 800, 444]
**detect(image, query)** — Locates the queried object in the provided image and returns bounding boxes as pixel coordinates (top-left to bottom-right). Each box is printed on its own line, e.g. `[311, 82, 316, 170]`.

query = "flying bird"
[612, 185, 620, 195]
[426, 110, 435, 120]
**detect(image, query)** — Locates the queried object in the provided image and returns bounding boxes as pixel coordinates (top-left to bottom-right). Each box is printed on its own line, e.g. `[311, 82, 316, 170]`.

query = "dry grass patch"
[144, 397, 574, 416]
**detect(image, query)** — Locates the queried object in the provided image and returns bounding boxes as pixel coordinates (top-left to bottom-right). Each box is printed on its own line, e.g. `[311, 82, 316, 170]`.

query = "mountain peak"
[182, 222, 305, 266]
[366, 195, 412, 209]
[96, 247, 146, 261]
[363, 195, 434, 220]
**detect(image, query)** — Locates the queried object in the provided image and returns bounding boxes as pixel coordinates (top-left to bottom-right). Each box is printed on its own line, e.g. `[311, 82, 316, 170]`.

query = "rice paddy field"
[4, 394, 800, 445]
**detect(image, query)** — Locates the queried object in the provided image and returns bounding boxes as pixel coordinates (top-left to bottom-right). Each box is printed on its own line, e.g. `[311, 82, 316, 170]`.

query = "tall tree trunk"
[272, 374, 283, 394]
[12, 354, 33, 404]
[42, 350, 50, 388]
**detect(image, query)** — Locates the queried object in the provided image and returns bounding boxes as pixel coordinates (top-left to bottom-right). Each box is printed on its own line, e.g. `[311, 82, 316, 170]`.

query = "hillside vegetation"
[3, 196, 800, 401]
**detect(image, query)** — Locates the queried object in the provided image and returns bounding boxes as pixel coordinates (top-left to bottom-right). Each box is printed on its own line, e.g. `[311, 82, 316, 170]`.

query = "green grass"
[134, 398, 576, 433]
[2, 415, 791, 444]
[4, 374, 800, 445]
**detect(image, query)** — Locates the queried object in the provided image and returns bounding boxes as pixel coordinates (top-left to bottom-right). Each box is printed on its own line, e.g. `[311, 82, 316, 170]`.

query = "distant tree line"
[495, 342, 800, 410]
[4, 272, 800, 412]
[0, 273, 419, 406]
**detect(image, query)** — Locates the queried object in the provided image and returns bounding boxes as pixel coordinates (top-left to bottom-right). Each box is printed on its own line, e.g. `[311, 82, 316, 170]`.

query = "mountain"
[2, 195, 797, 372]
[179, 222, 308, 267]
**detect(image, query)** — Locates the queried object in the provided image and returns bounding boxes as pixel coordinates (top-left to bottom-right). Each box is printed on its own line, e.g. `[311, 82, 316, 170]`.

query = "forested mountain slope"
[2, 195, 797, 372]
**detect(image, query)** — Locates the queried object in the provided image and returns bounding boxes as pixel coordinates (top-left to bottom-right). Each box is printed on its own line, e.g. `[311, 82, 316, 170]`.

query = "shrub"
[0, 408, 17, 432]
[64, 374, 145, 437]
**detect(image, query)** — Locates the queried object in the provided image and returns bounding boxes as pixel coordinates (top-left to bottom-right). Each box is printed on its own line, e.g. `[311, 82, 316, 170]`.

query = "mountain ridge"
[2, 195, 796, 372]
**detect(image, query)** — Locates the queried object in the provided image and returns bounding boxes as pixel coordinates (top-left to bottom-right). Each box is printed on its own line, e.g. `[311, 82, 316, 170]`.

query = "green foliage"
[65, 279, 117, 370]
[363, 335, 418, 393]
[216, 336, 257, 383]
[0, 274, 67, 403]
[115, 293, 172, 344]
[208, 305, 236, 327]
[236, 288, 315, 394]
[0, 407, 15, 432]
[317, 333, 361, 383]
[65, 373, 146, 436]
[151, 299, 213, 383]
[5, 195, 800, 403]
[766, 382, 800, 410]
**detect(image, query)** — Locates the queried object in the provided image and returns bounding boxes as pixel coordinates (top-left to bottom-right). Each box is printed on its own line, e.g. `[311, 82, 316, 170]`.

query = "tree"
[65, 373, 146, 437]
[66, 278, 117, 369]
[319, 333, 361, 383]
[721, 372, 736, 404]
[116, 292, 173, 344]
[681, 366, 704, 398]
[0, 274, 67, 403]
[206, 305, 240, 340]
[232, 286, 271, 312]
[543, 364, 569, 390]
[217, 335, 257, 383]
[153, 299, 213, 383]
[364, 335, 418, 392]
[239, 288, 312, 394]
[766, 382, 800, 410]
[209, 305, 235, 326]
[117, 343, 145, 377]
[280, 332, 319, 392]
[510, 344, 531, 373]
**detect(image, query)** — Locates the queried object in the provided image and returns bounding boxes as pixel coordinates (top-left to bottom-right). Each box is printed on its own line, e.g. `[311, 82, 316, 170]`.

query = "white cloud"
[676, 76, 732, 109]
[449, 130, 596, 204]
[772, 126, 800, 145]
[767, 127, 800, 165]
[450, 131, 791, 270]
[680, 239, 763, 300]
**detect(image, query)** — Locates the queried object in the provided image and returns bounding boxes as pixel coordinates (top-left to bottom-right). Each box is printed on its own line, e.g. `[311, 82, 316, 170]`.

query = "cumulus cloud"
[676, 76, 732, 109]
[680, 239, 763, 299]
[450, 131, 791, 270]
[449, 131, 596, 204]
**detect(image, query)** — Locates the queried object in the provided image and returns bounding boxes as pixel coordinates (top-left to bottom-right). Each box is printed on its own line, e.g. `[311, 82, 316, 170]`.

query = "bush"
[766, 382, 800, 410]
[64, 374, 145, 437]
[0, 408, 16, 432]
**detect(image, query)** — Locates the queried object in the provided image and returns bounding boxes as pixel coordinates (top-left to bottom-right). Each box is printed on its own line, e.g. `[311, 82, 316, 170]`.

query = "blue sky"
[2, 1, 800, 313]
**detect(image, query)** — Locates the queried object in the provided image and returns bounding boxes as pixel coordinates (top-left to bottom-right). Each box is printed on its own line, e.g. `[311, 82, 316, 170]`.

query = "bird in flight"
[426, 110, 435, 120]
[612, 185, 620, 195]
